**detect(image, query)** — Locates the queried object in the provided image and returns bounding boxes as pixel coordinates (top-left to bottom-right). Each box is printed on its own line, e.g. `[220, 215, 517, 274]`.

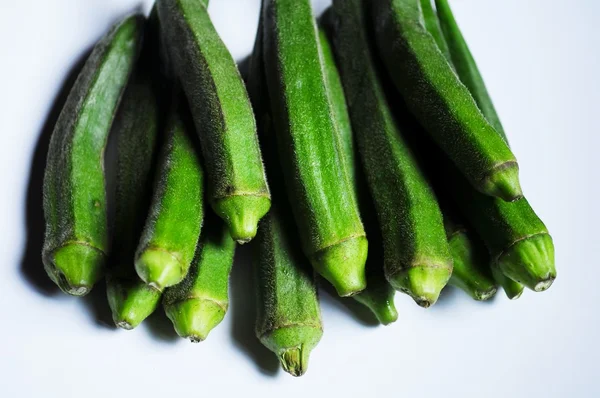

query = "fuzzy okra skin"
[163, 211, 235, 342]
[327, 0, 452, 307]
[42, 15, 144, 296]
[249, 21, 323, 377]
[370, 0, 522, 202]
[157, 0, 270, 244]
[106, 36, 163, 329]
[419, 0, 451, 60]
[319, 21, 397, 324]
[262, 0, 368, 297]
[434, 0, 506, 141]
[444, 216, 496, 301]
[132, 98, 204, 291]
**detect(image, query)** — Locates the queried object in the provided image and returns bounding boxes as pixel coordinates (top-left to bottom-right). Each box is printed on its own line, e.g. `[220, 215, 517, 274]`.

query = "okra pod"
[157, 0, 271, 244]
[133, 96, 204, 291]
[419, 0, 451, 60]
[319, 20, 397, 323]
[327, 0, 452, 307]
[445, 216, 496, 301]
[370, 0, 522, 201]
[42, 15, 144, 295]
[163, 211, 235, 342]
[262, 0, 368, 297]
[249, 20, 323, 376]
[492, 266, 524, 300]
[106, 31, 163, 329]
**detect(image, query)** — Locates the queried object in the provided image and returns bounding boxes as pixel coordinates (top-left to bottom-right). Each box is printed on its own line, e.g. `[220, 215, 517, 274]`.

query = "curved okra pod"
[42, 15, 144, 295]
[444, 216, 496, 301]
[370, 0, 522, 202]
[106, 31, 163, 329]
[319, 20, 397, 323]
[326, 0, 452, 307]
[157, 0, 270, 244]
[163, 211, 235, 342]
[248, 21, 323, 376]
[262, 0, 368, 297]
[434, 0, 506, 141]
[133, 96, 204, 291]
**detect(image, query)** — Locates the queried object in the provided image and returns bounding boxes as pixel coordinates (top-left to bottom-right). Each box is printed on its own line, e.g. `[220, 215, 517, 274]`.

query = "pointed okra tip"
[372, 301, 399, 325]
[498, 233, 556, 292]
[480, 162, 523, 202]
[106, 279, 162, 329]
[135, 248, 185, 291]
[44, 243, 105, 296]
[354, 288, 399, 325]
[164, 298, 227, 342]
[212, 195, 271, 244]
[279, 346, 312, 377]
[311, 236, 368, 297]
[390, 264, 453, 308]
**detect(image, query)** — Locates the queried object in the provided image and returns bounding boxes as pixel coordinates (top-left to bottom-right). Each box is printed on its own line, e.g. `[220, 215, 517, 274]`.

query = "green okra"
[434, 0, 506, 141]
[163, 211, 235, 342]
[370, 0, 522, 202]
[319, 20, 397, 324]
[444, 216, 496, 301]
[262, 0, 367, 297]
[327, 0, 452, 307]
[157, 0, 270, 244]
[249, 20, 322, 377]
[42, 15, 144, 296]
[133, 96, 204, 291]
[419, 0, 451, 60]
[106, 31, 163, 329]
[492, 266, 524, 300]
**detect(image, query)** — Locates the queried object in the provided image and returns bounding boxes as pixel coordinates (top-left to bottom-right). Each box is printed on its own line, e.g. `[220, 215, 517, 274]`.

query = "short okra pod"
[327, 0, 452, 307]
[133, 95, 204, 291]
[157, 0, 271, 244]
[370, 0, 522, 201]
[42, 15, 144, 296]
[163, 211, 236, 342]
[319, 19, 397, 323]
[106, 27, 164, 329]
[262, 0, 368, 297]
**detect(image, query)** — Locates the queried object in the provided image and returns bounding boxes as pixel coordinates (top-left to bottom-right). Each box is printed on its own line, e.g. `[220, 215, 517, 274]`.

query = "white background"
[1, 0, 598, 396]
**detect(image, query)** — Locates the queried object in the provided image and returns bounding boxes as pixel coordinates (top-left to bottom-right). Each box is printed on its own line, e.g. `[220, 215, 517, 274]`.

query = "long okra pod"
[163, 211, 235, 342]
[248, 22, 323, 376]
[370, 0, 522, 202]
[106, 30, 163, 329]
[262, 0, 368, 297]
[42, 15, 144, 295]
[327, 0, 452, 307]
[419, 0, 451, 60]
[319, 20, 397, 323]
[157, 0, 270, 244]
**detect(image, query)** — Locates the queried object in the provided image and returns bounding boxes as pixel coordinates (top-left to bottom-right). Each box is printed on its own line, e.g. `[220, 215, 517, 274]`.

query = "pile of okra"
[42, 0, 555, 377]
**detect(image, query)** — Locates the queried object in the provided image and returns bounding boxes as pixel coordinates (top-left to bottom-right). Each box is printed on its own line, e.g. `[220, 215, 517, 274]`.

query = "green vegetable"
[434, 0, 506, 141]
[42, 15, 144, 296]
[106, 31, 163, 329]
[157, 0, 271, 244]
[163, 211, 235, 342]
[319, 19, 397, 324]
[262, 0, 368, 297]
[445, 216, 496, 301]
[133, 96, 204, 291]
[326, 0, 452, 307]
[419, 0, 451, 60]
[370, 0, 522, 202]
[249, 19, 323, 376]
[492, 266, 524, 300]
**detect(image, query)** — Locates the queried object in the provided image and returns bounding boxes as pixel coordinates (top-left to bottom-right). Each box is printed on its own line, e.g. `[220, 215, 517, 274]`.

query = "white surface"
[1, 0, 598, 396]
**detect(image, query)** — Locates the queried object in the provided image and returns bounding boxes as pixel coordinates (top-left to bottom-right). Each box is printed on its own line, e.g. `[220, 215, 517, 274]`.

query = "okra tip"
[497, 233, 556, 292]
[212, 195, 271, 244]
[390, 265, 452, 308]
[354, 288, 399, 325]
[492, 266, 524, 300]
[261, 326, 322, 377]
[279, 346, 311, 377]
[311, 236, 368, 297]
[107, 279, 161, 329]
[44, 243, 105, 296]
[369, 301, 399, 326]
[472, 286, 498, 301]
[135, 248, 186, 291]
[480, 162, 523, 202]
[164, 298, 227, 342]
